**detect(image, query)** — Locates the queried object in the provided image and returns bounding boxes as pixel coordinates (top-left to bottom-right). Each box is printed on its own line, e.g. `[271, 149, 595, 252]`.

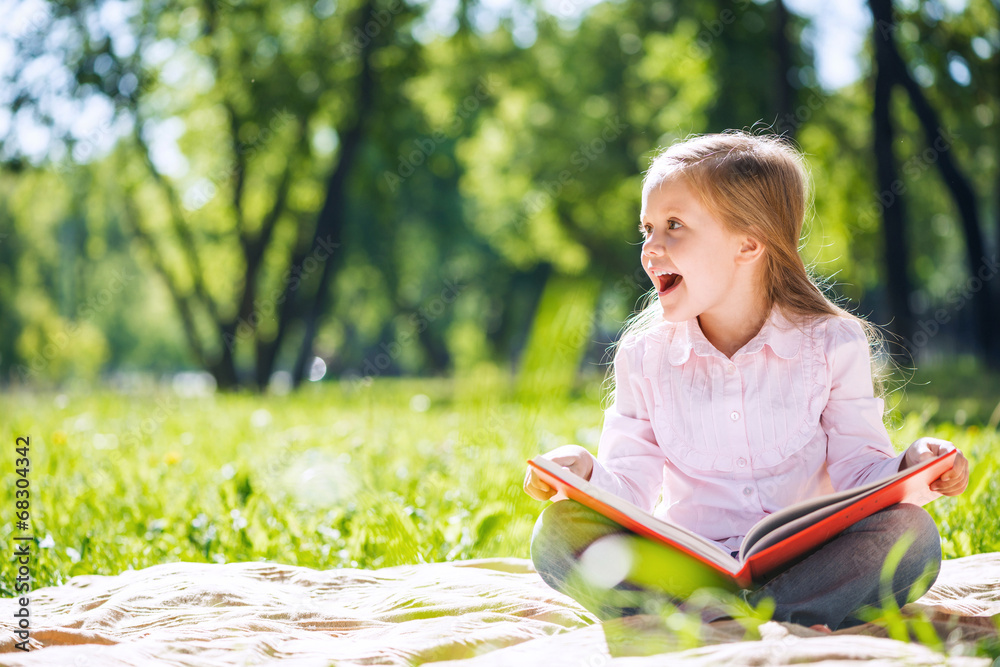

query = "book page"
[738, 451, 950, 562]
[739, 477, 891, 560]
[740, 484, 883, 560]
[529, 457, 741, 575]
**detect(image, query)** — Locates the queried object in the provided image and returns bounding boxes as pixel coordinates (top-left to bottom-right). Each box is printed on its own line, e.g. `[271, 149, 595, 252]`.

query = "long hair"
[602, 130, 893, 410]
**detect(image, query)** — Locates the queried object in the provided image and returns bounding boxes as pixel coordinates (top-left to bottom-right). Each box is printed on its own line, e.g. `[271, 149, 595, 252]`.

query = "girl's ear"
[735, 236, 766, 265]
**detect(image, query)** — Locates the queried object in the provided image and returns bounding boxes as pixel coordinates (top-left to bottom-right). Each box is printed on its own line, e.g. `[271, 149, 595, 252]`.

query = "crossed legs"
[530, 499, 942, 630]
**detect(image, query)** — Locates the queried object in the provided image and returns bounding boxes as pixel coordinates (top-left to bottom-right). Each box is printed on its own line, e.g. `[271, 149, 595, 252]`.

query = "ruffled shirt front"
[587, 305, 907, 554]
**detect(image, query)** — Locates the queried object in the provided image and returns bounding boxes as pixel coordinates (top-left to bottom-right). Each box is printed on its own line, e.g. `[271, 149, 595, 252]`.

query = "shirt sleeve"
[821, 317, 906, 490]
[587, 336, 666, 514]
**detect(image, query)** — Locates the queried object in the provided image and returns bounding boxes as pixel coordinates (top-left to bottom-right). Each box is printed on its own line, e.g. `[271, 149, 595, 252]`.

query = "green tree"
[866, 0, 999, 367]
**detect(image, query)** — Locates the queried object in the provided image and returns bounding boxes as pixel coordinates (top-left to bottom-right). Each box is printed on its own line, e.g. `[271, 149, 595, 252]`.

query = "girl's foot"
[809, 624, 833, 634]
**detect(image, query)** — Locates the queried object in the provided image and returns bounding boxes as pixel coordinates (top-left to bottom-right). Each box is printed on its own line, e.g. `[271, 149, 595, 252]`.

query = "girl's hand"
[902, 437, 970, 496]
[523, 444, 595, 501]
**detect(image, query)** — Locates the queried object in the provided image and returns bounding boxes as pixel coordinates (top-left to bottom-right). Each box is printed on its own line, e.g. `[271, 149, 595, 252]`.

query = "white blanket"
[2, 554, 998, 666]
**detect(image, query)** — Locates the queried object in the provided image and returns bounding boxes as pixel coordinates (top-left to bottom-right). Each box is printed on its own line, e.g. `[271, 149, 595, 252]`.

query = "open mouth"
[656, 273, 682, 294]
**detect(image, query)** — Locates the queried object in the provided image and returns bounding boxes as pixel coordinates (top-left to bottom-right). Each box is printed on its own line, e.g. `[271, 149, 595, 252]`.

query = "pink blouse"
[587, 305, 906, 554]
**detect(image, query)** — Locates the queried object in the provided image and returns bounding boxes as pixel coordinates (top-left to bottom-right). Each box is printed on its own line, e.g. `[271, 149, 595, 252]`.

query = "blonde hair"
[602, 130, 893, 409]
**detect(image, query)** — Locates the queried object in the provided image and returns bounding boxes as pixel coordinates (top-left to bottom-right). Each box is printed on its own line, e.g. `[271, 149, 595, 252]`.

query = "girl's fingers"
[525, 470, 550, 491]
[523, 470, 554, 500]
[933, 473, 968, 495]
[529, 485, 554, 500]
[932, 452, 969, 493]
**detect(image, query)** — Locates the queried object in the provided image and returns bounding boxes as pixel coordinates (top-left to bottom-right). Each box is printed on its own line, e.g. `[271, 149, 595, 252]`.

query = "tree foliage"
[0, 0, 996, 389]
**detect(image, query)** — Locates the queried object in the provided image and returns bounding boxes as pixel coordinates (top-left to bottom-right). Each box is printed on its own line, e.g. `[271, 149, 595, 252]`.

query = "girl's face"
[639, 175, 755, 323]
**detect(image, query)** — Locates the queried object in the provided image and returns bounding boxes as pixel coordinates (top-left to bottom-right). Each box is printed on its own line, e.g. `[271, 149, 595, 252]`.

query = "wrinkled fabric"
[588, 306, 906, 553]
[1, 554, 998, 666]
[0, 558, 590, 666]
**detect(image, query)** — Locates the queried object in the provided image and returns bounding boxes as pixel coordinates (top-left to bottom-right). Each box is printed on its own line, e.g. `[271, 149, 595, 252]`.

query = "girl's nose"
[642, 237, 663, 257]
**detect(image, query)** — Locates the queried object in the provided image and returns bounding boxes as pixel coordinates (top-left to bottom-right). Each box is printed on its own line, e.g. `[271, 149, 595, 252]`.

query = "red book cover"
[528, 449, 956, 589]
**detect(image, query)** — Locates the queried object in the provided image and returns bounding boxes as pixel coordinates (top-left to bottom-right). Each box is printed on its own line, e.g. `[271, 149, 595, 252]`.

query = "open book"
[528, 449, 956, 589]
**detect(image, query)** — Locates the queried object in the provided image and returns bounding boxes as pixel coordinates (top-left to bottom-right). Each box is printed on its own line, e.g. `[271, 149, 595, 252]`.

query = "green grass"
[1, 365, 597, 592]
[885, 354, 1000, 429]
[1, 360, 998, 600]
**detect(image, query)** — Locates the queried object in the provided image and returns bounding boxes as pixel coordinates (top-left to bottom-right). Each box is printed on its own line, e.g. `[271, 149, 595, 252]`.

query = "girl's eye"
[638, 220, 682, 236]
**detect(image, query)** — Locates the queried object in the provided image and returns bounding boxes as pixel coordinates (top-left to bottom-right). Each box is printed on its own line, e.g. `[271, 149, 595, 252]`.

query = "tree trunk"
[486, 263, 554, 373]
[870, 0, 999, 368]
[773, 0, 795, 138]
[255, 0, 380, 390]
[869, 0, 915, 359]
[995, 2, 1000, 368]
[289, 0, 379, 388]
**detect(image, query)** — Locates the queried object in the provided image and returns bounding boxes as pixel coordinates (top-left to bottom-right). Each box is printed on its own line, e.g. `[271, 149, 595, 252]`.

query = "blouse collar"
[664, 304, 804, 366]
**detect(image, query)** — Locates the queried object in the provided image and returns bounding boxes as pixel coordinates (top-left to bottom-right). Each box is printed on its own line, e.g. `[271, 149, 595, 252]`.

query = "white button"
[730, 411, 740, 421]
[743, 486, 753, 496]
[737, 457, 746, 468]
[727, 364, 737, 373]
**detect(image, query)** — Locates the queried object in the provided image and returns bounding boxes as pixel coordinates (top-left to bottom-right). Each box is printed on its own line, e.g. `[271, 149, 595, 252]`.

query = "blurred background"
[0, 0, 997, 396]
[3, 0, 1000, 590]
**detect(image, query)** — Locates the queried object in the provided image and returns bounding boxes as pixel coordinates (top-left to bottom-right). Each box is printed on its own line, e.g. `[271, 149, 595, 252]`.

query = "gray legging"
[530, 499, 942, 630]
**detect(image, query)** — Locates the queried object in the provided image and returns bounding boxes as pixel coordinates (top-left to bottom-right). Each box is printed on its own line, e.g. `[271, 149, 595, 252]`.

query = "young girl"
[523, 131, 969, 632]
